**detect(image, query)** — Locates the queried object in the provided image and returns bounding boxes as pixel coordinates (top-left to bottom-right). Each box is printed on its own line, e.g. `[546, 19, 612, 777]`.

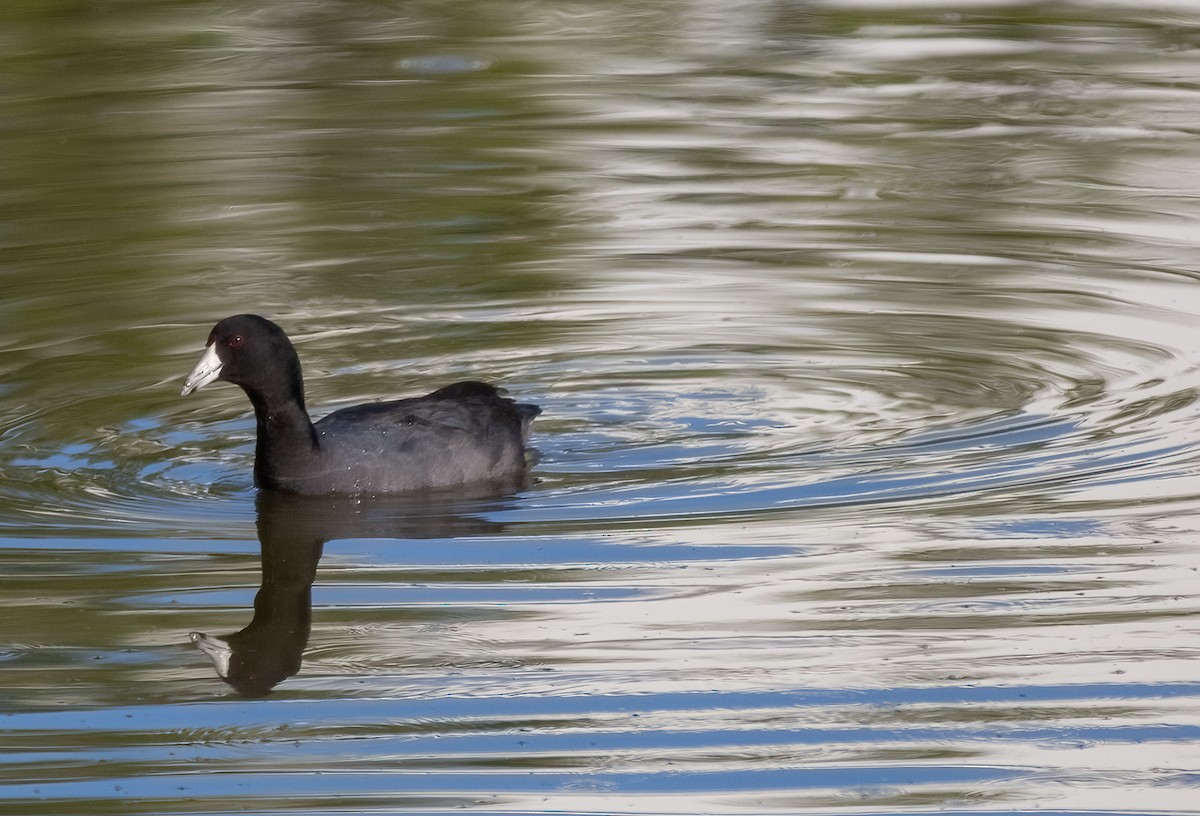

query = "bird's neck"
[243, 388, 320, 489]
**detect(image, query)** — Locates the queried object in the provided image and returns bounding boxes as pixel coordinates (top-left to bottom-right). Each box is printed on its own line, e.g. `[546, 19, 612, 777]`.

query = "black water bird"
[181, 314, 540, 495]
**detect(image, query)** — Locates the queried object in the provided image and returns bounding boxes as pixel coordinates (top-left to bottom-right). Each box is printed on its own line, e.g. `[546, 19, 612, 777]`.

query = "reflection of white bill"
[190, 631, 232, 680]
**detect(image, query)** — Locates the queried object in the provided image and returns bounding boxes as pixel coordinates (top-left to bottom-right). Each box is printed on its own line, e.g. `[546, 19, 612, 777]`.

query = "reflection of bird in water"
[191, 488, 520, 698]
[181, 314, 540, 495]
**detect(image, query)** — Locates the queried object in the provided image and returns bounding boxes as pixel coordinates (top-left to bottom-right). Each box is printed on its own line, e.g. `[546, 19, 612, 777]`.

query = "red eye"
[228, 334, 245, 349]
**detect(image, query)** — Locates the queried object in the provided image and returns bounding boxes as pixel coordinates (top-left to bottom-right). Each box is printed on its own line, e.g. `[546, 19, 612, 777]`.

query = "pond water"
[4, 1, 1200, 814]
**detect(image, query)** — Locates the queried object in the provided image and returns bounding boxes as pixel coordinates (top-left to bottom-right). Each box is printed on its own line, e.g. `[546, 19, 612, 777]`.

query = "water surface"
[4, 1, 1200, 814]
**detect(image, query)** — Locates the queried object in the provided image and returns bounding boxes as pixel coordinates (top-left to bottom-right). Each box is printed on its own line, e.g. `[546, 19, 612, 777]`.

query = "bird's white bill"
[181, 343, 223, 396]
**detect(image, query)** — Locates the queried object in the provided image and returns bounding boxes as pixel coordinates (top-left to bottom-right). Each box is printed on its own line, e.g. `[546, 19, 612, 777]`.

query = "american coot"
[181, 314, 540, 495]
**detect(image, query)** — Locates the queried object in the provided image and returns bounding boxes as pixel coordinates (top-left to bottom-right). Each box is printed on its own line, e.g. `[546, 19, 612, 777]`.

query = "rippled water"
[4, 1, 1200, 814]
